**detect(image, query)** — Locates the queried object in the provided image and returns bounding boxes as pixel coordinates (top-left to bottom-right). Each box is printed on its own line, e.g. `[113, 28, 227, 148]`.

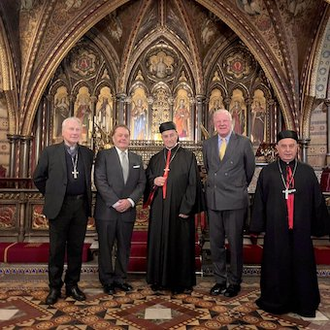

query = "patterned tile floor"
[0, 265, 330, 329]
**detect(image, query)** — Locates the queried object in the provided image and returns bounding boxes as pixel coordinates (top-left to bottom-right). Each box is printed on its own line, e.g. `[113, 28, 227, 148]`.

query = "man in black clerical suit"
[94, 124, 146, 295]
[33, 117, 94, 305]
[145, 121, 204, 294]
[250, 130, 330, 317]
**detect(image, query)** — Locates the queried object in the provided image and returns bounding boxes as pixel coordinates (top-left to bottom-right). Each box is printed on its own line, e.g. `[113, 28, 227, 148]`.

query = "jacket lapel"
[220, 132, 237, 165]
[79, 145, 89, 184]
[59, 142, 67, 178]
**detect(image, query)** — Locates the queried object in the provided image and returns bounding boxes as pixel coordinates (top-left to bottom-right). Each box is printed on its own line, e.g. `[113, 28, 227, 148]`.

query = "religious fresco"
[225, 49, 254, 80]
[151, 86, 172, 140]
[74, 86, 92, 145]
[147, 50, 175, 80]
[107, 11, 123, 42]
[229, 90, 247, 136]
[208, 88, 225, 134]
[95, 86, 113, 134]
[70, 49, 98, 77]
[173, 90, 191, 140]
[130, 87, 149, 140]
[236, 0, 262, 16]
[53, 86, 70, 143]
[251, 90, 266, 146]
[32, 205, 48, 230]
[0, 205, 16, 229]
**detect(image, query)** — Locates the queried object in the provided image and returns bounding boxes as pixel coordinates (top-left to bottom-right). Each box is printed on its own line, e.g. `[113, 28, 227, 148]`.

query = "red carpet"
[1, 237, 329, 268]
[0, 242, 92, 263]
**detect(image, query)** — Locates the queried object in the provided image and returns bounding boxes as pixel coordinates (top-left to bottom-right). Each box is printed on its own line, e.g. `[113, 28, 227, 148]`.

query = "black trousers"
[48, 196, 88, 289]
[96, 217, 135, 286]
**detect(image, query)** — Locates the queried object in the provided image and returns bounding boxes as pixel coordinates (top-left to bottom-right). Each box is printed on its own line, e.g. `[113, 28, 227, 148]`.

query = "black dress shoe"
[151, 284, 163, 291]
[66, 286, 86, 301]
[45, 288, 61, 305]
[103, 284, 115, 295]
[224, 284, 241, 297]
[210, 283, 227, 296]
[114, 282, 133, 292]
[172, 287, 193, 295]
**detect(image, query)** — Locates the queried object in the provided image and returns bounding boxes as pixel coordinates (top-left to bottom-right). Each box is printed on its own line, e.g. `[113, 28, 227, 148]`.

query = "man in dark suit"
[33, 117, 94, 305]
[94, 124, 146, 295]
[203, 109, 255, 297]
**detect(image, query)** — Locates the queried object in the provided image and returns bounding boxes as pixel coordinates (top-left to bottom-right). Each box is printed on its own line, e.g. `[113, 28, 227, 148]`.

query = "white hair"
[213, 109, 232, 122]
[62, 117, 82, 131]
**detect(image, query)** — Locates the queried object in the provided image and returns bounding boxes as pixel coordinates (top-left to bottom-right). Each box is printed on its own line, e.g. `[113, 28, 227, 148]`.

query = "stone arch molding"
[302, 14, 330, 138]
[0, 16, 17, 135]
[21, 0, 294, 136]
[313, 19, 330, 100]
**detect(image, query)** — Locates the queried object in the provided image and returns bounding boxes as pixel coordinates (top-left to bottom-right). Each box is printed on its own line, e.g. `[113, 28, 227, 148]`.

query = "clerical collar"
[279, 158, 296, 168]
[64, 143, 78, 157]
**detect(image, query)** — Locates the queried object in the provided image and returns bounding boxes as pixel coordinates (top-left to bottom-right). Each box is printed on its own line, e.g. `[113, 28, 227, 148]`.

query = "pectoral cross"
[282, 188, 296, 200]
[72, 168, 79, 179]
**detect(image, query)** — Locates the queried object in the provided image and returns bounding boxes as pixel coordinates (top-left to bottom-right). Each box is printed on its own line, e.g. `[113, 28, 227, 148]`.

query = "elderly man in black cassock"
[250, 130, 330, 318]
[144, 121, 204, 294]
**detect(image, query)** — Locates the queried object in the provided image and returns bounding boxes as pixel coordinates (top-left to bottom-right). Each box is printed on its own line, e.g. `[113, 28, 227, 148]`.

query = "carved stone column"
[116, 93, 127, 124]
[69, 94, 75, 115]
[20, 135, 33, 177]
[195, 94, 205, 142]
[268, 99, 275, 143]
[325, 100, 330, 166]
[299, 138, 310, 163]
[7, 134, 20, 177]
[245, 98, 252, 137]
[276, 102, 283, 142]
[90, 95, 97, 149]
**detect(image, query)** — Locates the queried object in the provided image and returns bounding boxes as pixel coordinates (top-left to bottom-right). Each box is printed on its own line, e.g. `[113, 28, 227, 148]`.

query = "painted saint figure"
[174, 99, 190, 138]
[131, 98, 147, 140]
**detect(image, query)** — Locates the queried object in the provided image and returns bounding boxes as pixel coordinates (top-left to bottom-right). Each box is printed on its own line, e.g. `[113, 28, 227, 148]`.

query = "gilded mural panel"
[173, 91, 192, 140]
[74, 87, 93, 146]
[130, 87, 149, 140]
[0, 205, 16, 229]
[251, 90, 266, 146]
[53, 87, 70, 143]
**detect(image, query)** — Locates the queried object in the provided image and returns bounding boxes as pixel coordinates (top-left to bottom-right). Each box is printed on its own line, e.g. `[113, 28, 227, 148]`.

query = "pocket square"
[133, 165, 140, 168]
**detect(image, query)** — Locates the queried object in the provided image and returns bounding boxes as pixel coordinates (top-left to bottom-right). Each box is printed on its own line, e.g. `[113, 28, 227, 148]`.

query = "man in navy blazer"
[94, 124, 146, 295]
[203, 109, 255, 297]
[33, 117, 94, 305]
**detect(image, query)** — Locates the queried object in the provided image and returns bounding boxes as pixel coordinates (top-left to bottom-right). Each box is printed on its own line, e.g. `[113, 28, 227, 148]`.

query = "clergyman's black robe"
[145, 145, 204, 290]
[250, 159, 330, 317]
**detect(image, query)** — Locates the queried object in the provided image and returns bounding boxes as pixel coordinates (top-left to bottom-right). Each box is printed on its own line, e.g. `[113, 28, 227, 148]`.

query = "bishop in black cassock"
[250, 130, 330, 317]
[144, 121, 204, 294]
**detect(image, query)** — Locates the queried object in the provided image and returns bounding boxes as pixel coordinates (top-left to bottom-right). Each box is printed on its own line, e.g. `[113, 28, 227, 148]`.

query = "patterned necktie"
[286, 165, 294, 229]
[163, 149, 171, 199]
[121, 151, 129, 183]
[219, 138, 227, 160]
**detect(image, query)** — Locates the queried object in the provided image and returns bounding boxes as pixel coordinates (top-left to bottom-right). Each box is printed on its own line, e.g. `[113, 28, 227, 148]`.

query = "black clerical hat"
[277, 130, 298, 142]
[159, 121, 176, 133]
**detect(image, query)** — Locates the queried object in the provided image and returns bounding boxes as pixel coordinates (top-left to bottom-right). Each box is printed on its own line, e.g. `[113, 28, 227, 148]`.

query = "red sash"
[286, 165, 294, 229]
